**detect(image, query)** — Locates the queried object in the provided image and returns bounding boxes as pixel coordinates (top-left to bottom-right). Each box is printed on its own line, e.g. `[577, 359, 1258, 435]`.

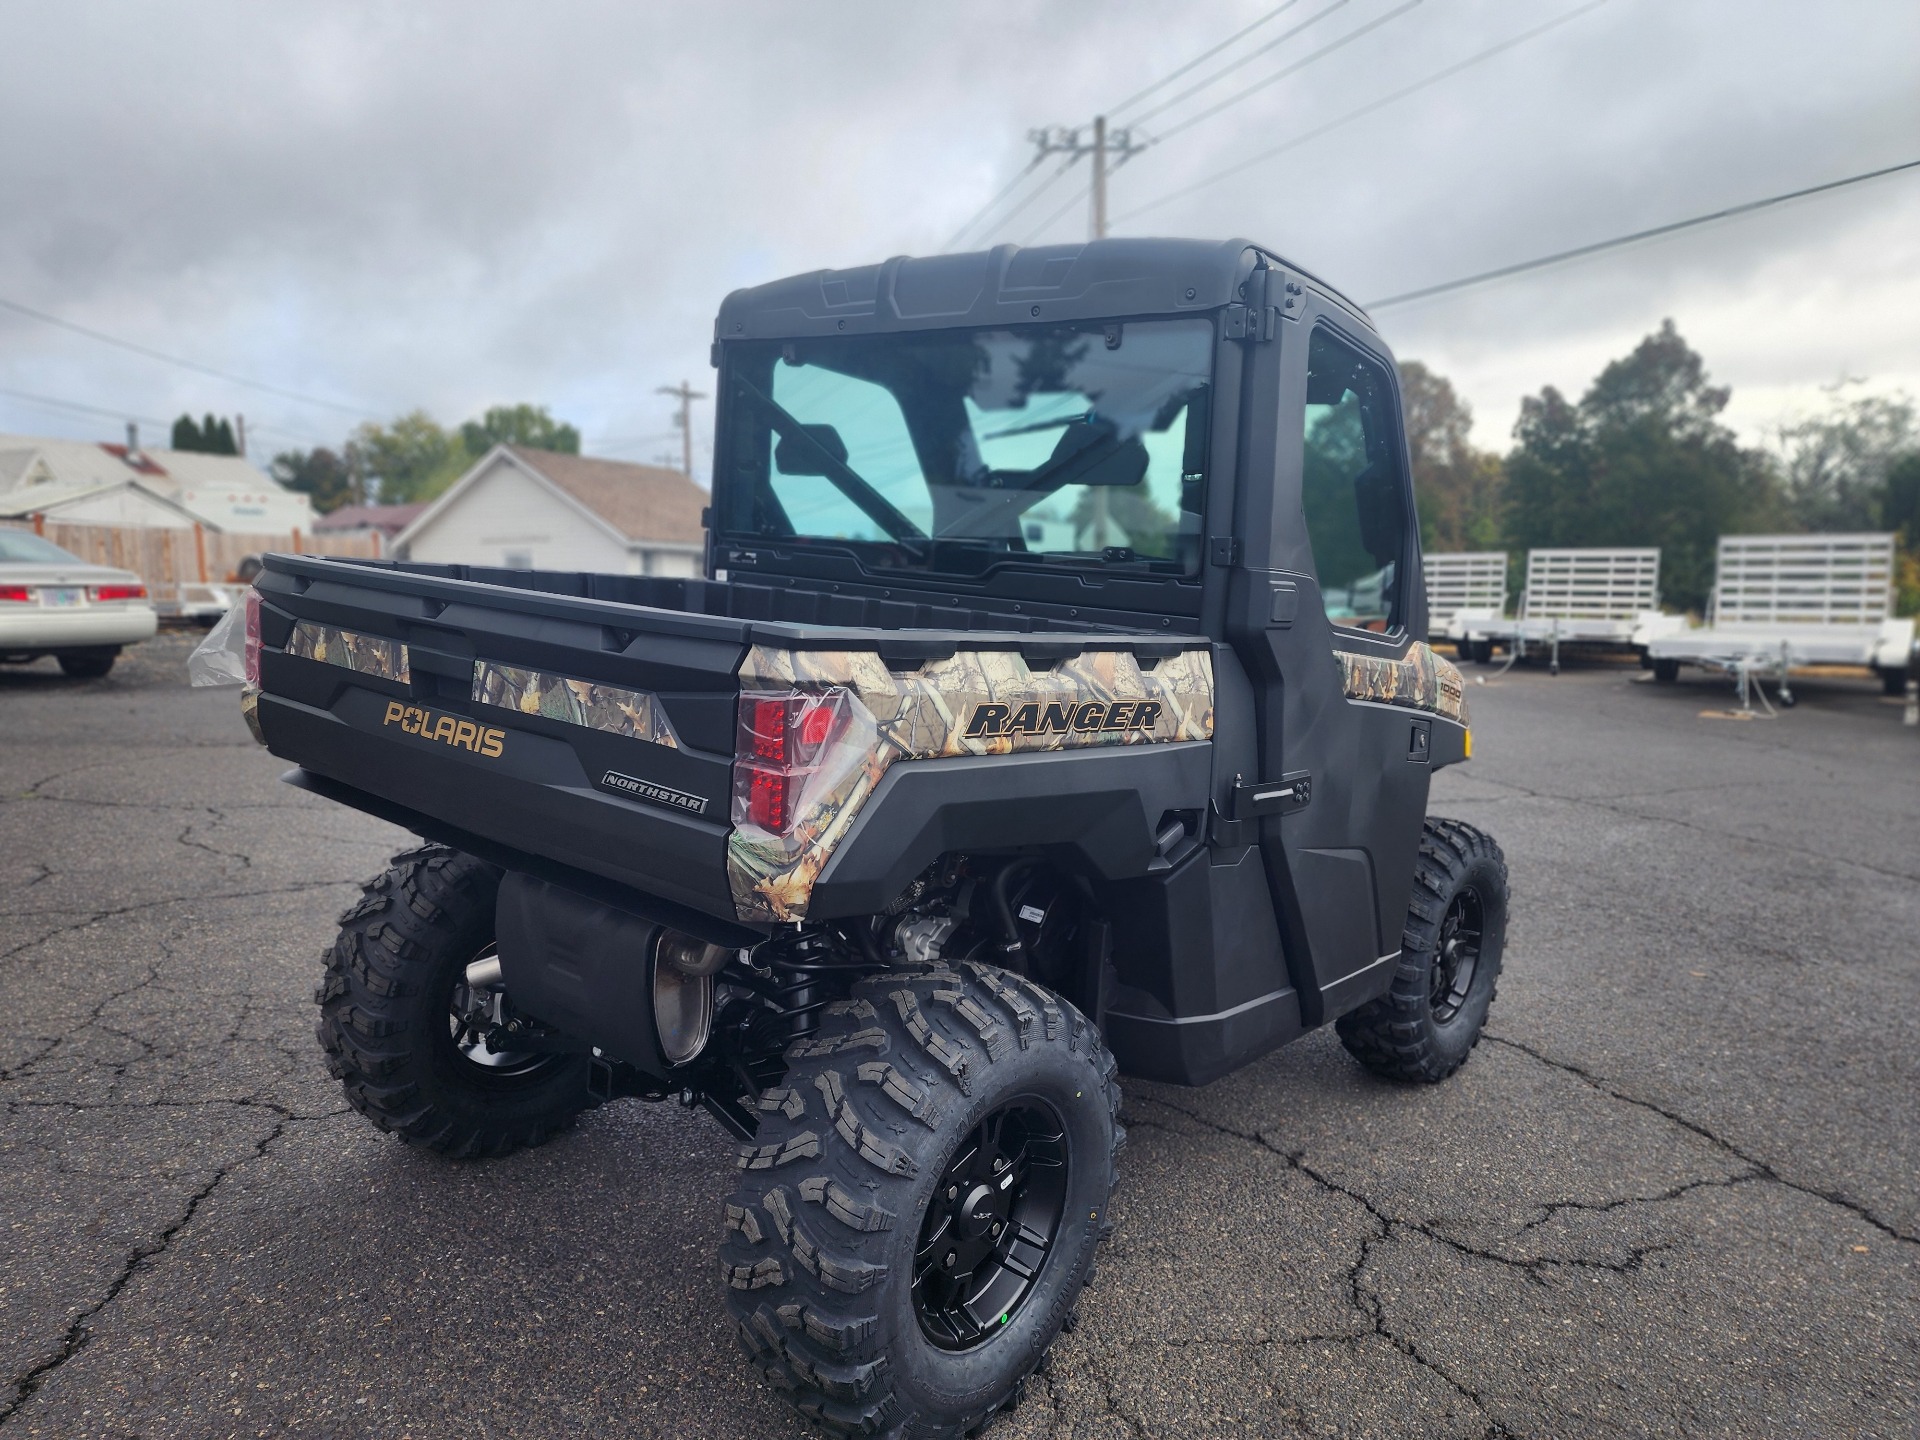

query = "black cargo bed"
[251, 554, 1190, 932]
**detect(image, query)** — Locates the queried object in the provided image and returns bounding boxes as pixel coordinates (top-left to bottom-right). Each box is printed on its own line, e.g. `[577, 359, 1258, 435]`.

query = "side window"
[1301, 327, 1410, 632]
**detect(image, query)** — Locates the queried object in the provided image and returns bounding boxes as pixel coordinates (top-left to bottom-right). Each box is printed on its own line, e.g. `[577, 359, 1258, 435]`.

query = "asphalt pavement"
[2, 634, 1916, 1439]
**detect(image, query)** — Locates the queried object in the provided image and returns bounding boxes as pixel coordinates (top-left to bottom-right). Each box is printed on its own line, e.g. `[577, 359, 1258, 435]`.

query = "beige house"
[393, 445, 706, 576]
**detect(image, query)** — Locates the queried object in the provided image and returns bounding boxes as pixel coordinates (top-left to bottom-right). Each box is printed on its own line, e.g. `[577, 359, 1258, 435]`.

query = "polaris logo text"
[599, 770, 709, 815]
[963, 700, 1162, 739]
[382, 701, 506, 757]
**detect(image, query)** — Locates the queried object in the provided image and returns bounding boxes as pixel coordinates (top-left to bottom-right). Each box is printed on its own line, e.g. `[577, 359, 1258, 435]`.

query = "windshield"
[0, 530, 83, 564]
[716, 318, 1212, 576]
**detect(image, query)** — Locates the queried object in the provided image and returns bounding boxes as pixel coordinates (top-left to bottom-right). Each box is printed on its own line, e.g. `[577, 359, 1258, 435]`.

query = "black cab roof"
[713, 237, 1372, 343]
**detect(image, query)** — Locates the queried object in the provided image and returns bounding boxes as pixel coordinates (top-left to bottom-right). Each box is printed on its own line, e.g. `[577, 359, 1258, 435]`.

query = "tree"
[459, 404, 580, 457]
[1887, 452, 1920, 619]
[1398, 360, 1504, 551]
[1767, 385, 1917, 532]
[1503, 320, 1778, 612]
[171, 413, 238, 455]
[271, 447, 356, 514]
[345, 411, 469, 503]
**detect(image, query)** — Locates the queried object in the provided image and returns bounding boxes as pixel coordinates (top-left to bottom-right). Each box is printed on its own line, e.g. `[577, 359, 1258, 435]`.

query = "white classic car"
[0, 529, 159, 678]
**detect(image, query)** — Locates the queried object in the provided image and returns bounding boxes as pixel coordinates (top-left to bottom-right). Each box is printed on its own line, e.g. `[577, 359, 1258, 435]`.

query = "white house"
[393, 445, 707, 576]
[0, 431, 315, 533]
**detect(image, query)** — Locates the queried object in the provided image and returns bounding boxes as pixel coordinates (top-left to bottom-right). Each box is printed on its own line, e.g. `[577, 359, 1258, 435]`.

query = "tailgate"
[253, 556, 749, 922]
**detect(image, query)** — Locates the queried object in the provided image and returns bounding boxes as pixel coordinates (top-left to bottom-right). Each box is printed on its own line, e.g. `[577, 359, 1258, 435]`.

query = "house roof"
[0, 434, 288, 497]
[393, 445, 710, 555]
[313, 502, 427, 536]
[0, 476, 211, 528]
[506, 447, 707, 544]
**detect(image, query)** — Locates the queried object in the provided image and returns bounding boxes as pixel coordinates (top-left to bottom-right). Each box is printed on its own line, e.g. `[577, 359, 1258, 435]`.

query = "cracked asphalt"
[3, 633, 1917, 1439]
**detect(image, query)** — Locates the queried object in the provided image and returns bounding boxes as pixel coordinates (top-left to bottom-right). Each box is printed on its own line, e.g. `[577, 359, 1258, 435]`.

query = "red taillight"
[733, 690, 847, 836]
[747, 767, 790, 831]
[242, 589, 262, 687]
[89, 583, 147, 602]
[0, 585, 30, 603]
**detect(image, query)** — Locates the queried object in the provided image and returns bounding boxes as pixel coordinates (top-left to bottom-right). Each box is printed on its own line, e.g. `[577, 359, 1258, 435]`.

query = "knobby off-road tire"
[314, 844, 590, 1157]
[723, 962, 1123, 1439]
[1337, 818, 1507, 1084]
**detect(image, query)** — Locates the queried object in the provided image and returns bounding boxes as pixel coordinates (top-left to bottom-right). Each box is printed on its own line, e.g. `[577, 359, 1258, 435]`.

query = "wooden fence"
[0, 515, 380, 602]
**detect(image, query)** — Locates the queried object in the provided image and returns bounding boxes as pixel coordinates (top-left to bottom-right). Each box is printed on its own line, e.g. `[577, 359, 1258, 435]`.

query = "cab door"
[1236, 301, 1436, 1025]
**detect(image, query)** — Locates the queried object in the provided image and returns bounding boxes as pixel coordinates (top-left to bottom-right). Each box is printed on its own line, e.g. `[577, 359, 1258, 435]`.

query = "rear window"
[0, 530, 83, 564]
[718, 318, 1213, 578]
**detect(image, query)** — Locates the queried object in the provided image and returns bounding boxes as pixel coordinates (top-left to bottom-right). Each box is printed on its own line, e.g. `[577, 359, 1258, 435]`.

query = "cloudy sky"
[1, 0, 1915, 481]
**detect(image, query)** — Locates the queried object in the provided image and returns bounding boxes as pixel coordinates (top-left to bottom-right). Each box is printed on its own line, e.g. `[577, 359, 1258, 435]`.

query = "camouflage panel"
[728, 645, 1215, 924]
[286, 621, 409, 683]
[470, 661, 679, 748]
[1333, 642, 1467, 723]
[239, 684, 265, 746]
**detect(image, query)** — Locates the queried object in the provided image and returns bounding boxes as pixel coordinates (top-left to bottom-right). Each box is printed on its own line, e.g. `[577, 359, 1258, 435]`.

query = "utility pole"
[655, 380, 707, 478]
[1027, 116, 1146, 242]
[1027, 118, 1144, 552]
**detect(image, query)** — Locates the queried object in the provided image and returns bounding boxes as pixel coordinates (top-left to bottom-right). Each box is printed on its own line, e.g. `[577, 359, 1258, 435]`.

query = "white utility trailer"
[1645, 533, 1915, 706]
[1425, 551, 1508, 648]
[1457, 547, 1683, 670]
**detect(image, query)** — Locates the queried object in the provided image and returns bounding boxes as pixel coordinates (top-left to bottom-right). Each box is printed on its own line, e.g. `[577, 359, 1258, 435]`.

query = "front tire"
[314, 844, 590, 1157]
[723, 962, 1122, 1438]
[1337, 818, 1507, 1084]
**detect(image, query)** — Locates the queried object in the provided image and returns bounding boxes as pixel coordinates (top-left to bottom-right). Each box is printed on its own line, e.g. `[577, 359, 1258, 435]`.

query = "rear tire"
[1337, 818, 1507, 1084]
[1880, 667, 1907, 698]
[1652, 658, 1680, 683]
[723, 961, 1122, 1439]
[57, 649, 117, 678]
[314, 844, 590, 1157]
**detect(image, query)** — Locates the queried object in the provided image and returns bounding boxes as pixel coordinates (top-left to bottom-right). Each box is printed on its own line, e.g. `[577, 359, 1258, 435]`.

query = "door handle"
[1229, 771, 1311, 820]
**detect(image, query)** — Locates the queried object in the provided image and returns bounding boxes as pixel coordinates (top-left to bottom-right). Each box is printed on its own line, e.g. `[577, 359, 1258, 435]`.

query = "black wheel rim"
[1430, 886, 1484, 1024]
[444, 945, 555, 1081]
[912, 1098, 1070, 1351]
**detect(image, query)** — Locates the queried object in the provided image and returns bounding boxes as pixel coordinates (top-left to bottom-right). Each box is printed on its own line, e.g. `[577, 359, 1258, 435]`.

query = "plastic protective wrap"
[187, 602, 248, 687]
[726, 645, 1216, 923]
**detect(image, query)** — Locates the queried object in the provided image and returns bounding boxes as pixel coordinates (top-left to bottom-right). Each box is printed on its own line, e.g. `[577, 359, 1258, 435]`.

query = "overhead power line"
[1115, 0, 1610, 222]
[0, 295, 376, 419]
[949, 0, 1377, 252]
[1366, 157, 1920, 309]
[0, 383, 333, 454]
[1129, 0, 1359, 128]
[975, 153, 1087, 243]
[1148, 0, 1424, 144]
[1022, 182, 1096, 245]
[0, 384, 175, 431]
[1107, 0, 1308, 119]
[945, 152, 1049, 250]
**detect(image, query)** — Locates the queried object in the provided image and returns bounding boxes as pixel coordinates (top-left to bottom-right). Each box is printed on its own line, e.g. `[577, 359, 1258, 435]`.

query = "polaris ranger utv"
[243, 238, 1505, 1438]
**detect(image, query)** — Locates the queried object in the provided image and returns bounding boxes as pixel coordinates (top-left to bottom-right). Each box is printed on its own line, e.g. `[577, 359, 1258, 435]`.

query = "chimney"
[236, 413, 246, 459]
[125, 422, 140, 459]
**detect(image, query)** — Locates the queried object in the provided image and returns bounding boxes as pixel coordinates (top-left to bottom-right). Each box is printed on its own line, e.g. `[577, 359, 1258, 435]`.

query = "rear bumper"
[0, 605, 158, 653]
[259, 682, 747, 934]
